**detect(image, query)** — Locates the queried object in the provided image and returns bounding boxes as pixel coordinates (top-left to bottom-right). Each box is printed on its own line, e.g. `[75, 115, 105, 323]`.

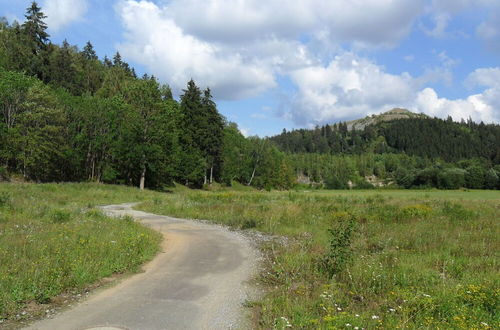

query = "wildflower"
[337, 307, 342, 311]
[389, 308, 396, 312]
[481, 322, 488, 326]
[422, 294, 431, 298]
[346, 323, 352, 327]
[372, 315, 379, 319]
[354, 327, 359, 330]
[355, 314, 360, 317]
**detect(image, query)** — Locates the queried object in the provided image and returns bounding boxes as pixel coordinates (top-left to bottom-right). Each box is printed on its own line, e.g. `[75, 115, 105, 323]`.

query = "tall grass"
[0, 183, 162, 320]
[139, 189, 499, 329]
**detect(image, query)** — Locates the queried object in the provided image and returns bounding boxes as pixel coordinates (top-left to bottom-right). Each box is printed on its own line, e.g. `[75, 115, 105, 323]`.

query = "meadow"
[139, 187, 499, 329]
[0, 183, 162, 322]
[0, 182, 498, 329]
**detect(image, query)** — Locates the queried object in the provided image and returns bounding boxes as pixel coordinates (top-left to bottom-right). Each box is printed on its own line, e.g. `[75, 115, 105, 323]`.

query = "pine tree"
[82, 41, 98, 61]
[22, 1, 49, 54]
[202, 88, 224, 183]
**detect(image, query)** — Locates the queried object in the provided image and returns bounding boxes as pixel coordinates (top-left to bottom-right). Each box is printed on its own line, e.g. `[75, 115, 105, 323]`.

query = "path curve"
[26, 203, 259, 330]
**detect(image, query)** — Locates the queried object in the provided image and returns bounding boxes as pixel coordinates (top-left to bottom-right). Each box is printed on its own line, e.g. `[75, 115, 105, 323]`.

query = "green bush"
[324, 174, 349, 189]
[49, 209, 72, 223]
[437, 168, 466, 189]
[0, 192, 10, 207]
[0, 166, 8, 181]
[321, 212, 357, 277]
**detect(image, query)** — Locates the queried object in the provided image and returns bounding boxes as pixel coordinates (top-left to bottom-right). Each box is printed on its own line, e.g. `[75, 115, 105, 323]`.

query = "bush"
[353, 179, 375, 190]
[50, 209, 72, 223]
[0, 166, 9, 181]
[0, 192, 10, 207]
[321, 212, 357, 277]
[325, 174, 349, 189]
[465, 165, 486, 189]
[437, 168, 466, 189]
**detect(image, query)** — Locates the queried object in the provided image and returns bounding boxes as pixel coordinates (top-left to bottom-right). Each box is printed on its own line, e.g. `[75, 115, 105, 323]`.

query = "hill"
[346, 108, 427, 130]
[269, 109, 500, 163]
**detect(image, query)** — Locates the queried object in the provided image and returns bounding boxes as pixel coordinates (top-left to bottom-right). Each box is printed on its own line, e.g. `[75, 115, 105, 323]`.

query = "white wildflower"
[372, 315, 379, 319]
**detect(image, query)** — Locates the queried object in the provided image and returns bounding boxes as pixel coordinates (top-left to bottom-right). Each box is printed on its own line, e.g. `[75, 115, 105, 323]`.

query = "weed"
[321, 212, 357, 277]
[50, 209, 72, 223]
[0, 192, 10, 207]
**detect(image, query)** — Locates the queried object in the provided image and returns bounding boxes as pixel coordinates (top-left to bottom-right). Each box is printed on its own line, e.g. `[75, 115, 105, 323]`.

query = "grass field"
[139, 188, 500, 329]
[0, 183, 162, 321]
[0, 183, 498, 328]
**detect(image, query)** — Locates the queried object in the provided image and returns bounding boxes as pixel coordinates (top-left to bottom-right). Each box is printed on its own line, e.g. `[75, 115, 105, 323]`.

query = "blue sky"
[2, 0, 500, 136]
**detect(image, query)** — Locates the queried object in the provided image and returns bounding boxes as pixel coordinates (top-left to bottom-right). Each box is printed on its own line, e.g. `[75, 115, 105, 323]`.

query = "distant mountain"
[346, 108, 427, 130]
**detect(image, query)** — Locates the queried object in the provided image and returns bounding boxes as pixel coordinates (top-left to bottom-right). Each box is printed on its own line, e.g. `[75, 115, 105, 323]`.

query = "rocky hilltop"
[346, 108, 427, 130]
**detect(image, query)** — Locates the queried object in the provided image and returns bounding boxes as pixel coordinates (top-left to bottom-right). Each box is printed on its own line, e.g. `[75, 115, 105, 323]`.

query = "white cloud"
[414, 88, 498, 123]
[165, 0, 423, 47]
[117, 0, 276, 100]
[465, 67, 500, 88]
[286, 57, 500, 126]
[43, 0, 87, 31]
[287, 53, 419, 125]
[476, 11, 500, 54]
[423, 13, 451, 38]
[113, 0, 500, 127]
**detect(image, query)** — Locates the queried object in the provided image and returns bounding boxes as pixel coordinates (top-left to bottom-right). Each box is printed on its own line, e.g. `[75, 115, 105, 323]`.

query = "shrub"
[50, 209, 72, 223]
[0, 192, 10, 207]
[321, 212, 357, 277]
[324, 174, 348, 189]
[465, 165, 486, 189]
[0, 166, 9, 181]
[437, 168, 466, 189]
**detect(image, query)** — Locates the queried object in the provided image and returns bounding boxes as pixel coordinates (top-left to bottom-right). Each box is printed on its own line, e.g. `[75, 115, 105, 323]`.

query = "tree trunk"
[210, 166, 214, 184]
[139, 165, 146, 190]
[247, 166, 256, 186]
[139, 156, 146, 190]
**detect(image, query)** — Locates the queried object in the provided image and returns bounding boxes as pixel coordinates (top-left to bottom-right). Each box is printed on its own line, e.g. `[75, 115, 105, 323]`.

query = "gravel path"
[25, 203, 260, 330]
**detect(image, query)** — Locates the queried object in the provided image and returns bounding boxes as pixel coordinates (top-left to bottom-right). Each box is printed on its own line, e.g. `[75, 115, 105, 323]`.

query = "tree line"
[0, 2, 295, 190]
[0, 2, 498, 191]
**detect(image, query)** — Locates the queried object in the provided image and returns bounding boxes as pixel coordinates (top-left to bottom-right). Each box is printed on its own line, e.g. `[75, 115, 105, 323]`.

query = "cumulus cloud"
[164, 0, 423, 47]
[414, 88, 498, 123]
[117, 0, 276, 99]
[114, 0, 499, 127]
[116, 0, 424, 99]
[286, 53, 419, 125]
[42, 0, 87, 31]
[285, 57, 499, 126]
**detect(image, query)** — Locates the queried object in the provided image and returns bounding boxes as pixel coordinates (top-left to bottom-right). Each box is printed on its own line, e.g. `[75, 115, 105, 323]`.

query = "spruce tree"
[22, 1, 49, 54]
[82, 41, 98, 61]
[202, 88, 224, 183]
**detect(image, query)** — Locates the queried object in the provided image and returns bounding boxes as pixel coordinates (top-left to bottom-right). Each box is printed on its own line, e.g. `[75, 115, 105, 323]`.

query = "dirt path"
[26, 203, 259, 330]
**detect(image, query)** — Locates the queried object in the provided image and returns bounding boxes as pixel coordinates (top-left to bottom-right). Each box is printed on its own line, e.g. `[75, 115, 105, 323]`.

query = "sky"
[2, 0, 500, 137]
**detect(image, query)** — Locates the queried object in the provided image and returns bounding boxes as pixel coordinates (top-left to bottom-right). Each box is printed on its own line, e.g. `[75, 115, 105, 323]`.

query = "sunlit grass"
[0, 183, 162, 320]
[139, 188, 500, 329]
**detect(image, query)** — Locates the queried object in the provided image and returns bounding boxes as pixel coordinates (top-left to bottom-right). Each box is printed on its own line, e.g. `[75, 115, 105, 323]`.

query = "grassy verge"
[138, 189, 499, 329]
[0, 183, 162, 322]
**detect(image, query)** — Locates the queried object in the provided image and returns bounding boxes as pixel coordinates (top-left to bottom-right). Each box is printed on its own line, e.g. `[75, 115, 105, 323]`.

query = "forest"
[1, 2, 499, 191]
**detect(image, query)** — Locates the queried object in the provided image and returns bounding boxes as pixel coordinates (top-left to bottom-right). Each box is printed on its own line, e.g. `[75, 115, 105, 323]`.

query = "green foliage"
[49, 209, 72, 223]
[321, 212, 357, 277]
[0, 183, 162, 320]
[437, 168, 466, 189]
[0, 192, 10, 207]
